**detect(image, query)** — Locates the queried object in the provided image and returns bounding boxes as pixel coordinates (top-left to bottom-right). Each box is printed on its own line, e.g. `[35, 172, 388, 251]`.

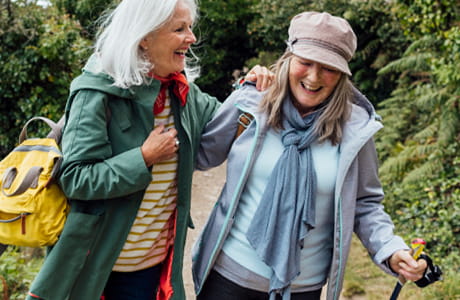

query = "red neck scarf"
[149, 72, 189, 115]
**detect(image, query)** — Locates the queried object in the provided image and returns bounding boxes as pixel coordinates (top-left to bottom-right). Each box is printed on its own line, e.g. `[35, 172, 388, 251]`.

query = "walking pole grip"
[389, 238, 426, 300]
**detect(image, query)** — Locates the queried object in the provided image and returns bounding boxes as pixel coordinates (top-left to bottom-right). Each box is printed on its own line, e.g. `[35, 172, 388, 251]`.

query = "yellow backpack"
[0, 117, 69, 247]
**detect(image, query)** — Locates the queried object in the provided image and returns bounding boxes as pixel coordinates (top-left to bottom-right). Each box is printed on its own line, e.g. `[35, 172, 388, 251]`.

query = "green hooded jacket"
[27, 58, 221, 300]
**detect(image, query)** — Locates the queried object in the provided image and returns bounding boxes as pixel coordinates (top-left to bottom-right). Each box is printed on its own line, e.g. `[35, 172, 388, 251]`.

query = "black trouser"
[198, 270, 322, 300]
[103, 263, 162, 300]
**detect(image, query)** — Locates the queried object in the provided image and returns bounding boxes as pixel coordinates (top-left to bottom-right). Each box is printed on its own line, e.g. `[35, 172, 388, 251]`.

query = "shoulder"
[225, 82, 265, 112]
[70, 71, 134, 100]
[350, 103, 372, 121]
[186, 82, 221, 110]
[67, 85, 109, 110]
[346, 103, 382, 133]
[187, 82, 213, 100]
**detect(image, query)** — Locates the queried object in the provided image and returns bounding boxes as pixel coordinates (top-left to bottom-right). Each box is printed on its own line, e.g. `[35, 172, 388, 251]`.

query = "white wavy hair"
[94, 0, 199, 88]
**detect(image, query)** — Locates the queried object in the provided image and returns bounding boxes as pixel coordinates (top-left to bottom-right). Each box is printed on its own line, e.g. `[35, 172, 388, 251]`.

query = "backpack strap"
[19, 117, 61, 144]
[49, 102, 113, 144]
[415, 254, 443, 288]
[47, 115, 66, 143]
[235, 112, 254, 139]
[1, 166, 43, 197]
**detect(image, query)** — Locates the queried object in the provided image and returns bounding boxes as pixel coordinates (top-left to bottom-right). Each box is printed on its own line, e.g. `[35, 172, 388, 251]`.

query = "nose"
[186, 28, 197, 44]
[307, 63, 321, 82]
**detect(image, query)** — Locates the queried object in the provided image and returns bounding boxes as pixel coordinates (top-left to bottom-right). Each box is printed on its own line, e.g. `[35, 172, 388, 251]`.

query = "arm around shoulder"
[195, 88, 248, 170]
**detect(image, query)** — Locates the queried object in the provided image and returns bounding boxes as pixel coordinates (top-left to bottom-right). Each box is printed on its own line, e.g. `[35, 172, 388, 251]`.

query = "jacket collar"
[70, 53, 161, 101]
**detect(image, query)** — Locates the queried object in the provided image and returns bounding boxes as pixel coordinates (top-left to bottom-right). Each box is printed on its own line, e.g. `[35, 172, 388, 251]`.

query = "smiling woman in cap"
[192, 11, 428, 300]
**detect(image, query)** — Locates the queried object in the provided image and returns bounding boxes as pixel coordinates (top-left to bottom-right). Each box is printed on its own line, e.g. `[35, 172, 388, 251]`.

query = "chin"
[177, 64, 186, 73]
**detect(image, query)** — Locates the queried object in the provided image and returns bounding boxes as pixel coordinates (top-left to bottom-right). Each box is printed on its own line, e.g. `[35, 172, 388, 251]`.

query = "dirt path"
[183, 164, 227, 299]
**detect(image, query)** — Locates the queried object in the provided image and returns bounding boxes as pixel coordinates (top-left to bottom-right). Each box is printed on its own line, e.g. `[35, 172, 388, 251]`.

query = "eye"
[300, 61, 312, 67]
[323, 66, 339, 73]
[174, 22, 194, 33]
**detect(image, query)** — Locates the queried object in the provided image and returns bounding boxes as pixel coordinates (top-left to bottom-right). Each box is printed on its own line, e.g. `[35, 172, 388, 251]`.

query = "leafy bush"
[0, 0, 90, 158]
[0, 247, 44, 299]
[376, 0, 460, 277]
[383, 170, 460, 266]
[193, 0, 258, 101]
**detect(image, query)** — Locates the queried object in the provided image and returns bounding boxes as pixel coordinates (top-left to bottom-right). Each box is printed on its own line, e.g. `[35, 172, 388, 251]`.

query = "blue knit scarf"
[246, 95, 323, 299]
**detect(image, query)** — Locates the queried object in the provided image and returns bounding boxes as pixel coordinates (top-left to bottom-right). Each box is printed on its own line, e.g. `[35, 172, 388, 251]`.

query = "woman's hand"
[389, 250, 428, 281]
[141, 124, 178, 167]
[244, 64, 274, 91]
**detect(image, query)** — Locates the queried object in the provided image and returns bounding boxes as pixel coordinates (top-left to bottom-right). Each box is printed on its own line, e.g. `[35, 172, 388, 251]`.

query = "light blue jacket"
[192, 83, 409, 300]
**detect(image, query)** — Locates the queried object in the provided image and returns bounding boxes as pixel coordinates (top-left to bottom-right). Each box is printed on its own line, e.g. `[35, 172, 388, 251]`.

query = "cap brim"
[292, 46, 351, 76]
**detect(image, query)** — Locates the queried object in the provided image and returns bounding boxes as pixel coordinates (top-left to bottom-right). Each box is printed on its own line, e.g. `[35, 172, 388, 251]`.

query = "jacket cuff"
[373, 236, 409, 276]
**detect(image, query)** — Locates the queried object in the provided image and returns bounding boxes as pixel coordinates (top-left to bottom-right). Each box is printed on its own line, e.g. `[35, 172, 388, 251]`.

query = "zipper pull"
[21, 213, 27, 235]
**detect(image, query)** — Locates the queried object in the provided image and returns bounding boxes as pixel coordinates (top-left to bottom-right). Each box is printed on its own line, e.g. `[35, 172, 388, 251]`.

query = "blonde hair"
[94, 0, 199, 88]
[259, 52, 353, 145]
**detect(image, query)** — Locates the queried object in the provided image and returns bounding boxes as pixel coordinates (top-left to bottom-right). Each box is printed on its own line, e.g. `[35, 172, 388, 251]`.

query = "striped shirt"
[113, 92, 178, 272]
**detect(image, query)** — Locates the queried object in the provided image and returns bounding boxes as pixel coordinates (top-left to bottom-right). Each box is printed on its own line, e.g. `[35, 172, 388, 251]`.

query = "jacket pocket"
[28, 208, 104, 299]
[110, 99, 132, 131]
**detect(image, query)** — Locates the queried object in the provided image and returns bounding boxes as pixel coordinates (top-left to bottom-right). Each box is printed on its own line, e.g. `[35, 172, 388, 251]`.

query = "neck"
[292, 98, 315, 117]
[149, 71, 179, 79]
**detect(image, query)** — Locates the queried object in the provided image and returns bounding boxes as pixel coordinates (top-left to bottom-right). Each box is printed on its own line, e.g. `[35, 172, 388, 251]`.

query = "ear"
[139, 38, 148, 50]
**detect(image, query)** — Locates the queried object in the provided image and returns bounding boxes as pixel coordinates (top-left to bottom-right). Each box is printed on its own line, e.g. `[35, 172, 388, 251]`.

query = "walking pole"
[389, 238, 426, 300]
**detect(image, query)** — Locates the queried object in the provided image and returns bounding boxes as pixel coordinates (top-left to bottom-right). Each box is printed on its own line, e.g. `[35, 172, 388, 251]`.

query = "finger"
[245, 73, 257, 82]
[253, 65, 265, 90]
[396, 260, 420, 280]
[400, 251, 419, 268]
[258, 72, 270, 91]
[266, 69, 275, 85]
[258, 69, 275, 91]
[244, 65, 260, 81]
[251, 72, 266, 91]
[397, 261, 411, 274]
[255, 72, 264, 91]
[397, 256, 426, 280]
[417, 257, 428, 270]
[399, 268, 424, 281]
[167, 128, 178, 138]
[153, 124, 165, 134]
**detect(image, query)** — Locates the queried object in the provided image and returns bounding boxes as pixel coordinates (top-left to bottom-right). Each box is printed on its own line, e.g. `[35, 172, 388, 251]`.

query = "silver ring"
[175, 139, 180, 147]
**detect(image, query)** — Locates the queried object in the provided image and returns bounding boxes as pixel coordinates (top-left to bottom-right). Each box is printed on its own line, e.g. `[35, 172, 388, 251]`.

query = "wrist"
[140, 146, 153, 167]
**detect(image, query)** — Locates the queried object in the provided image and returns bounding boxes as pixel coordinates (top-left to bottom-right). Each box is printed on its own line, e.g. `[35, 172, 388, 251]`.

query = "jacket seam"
[333, 198, 343, 300]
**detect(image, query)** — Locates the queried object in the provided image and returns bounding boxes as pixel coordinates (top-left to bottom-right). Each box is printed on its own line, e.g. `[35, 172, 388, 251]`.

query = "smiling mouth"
[174, 49, 187, 55]
[301, 82, 322, 92]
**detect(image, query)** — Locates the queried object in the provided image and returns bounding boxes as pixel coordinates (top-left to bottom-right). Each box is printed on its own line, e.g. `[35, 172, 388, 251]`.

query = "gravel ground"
[183, 164, 226, 299]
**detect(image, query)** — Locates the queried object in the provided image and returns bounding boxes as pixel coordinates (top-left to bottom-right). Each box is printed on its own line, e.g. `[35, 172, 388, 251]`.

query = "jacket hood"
[69, 53, 158, 99]
[351, 87, 380, 122]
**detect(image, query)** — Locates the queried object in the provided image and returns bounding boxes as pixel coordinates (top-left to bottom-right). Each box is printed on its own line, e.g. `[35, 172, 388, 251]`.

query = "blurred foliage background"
[0, 0, 459, 298]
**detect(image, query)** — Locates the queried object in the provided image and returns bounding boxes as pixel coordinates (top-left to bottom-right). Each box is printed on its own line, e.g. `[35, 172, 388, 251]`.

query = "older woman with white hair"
[192, 11, 428, 300]
[25, 1, 271, 300]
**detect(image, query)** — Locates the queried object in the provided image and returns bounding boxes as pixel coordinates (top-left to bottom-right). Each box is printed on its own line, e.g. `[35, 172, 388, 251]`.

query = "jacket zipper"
[199, 105, 263, 293]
